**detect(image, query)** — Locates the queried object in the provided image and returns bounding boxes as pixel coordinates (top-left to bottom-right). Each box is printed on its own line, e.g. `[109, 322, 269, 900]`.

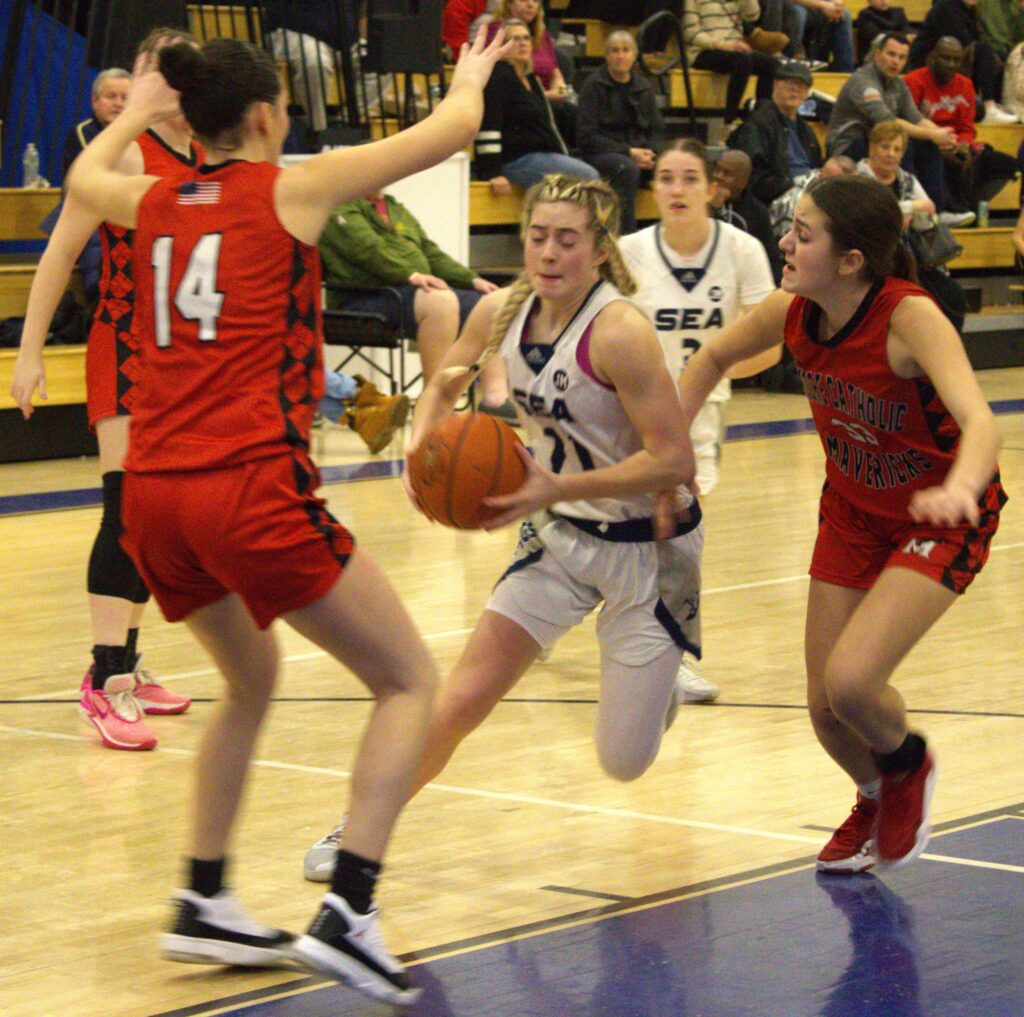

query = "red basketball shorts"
[85, 319, 143, 428]
[810, 479, 1005, 595]
[121, 453, 355, 628]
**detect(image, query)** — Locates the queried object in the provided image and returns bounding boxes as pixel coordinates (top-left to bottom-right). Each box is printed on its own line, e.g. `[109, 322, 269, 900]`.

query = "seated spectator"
[729, 59, 822, 206]
[318, 190, 514, 418]
[61, 67, 130, 178]
[319, 369, 412, 454]
[577, 30, 665, 234]
[769, 153, 856, 237]
[683, 0, 781, 126]
[856, 120, 936, 225]
[793, 0, 856, 71]
[854, 0, 911, 65]
[980, 0, 1024, 63]
[908, 0, 1017, 123]
[826, 32, 954, 205]
[710, 149, 783, 279]
[1013, 200, 1024, 266]
[905, 37, 1019, 218]
[475, 20, 599, 192]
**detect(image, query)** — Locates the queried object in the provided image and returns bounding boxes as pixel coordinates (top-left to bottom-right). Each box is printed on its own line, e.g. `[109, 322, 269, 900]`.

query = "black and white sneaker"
[161, 889, 296, 967]
[292, 893, 422, 1005]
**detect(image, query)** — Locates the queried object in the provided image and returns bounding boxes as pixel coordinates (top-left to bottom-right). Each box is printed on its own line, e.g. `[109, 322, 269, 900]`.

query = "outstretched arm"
[276, 31, 512, 244]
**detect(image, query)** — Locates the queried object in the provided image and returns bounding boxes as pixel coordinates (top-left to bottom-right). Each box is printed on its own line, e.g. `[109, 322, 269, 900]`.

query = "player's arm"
[10, 195, 102, 419]
[889, 295, 1002, 526]
[65, 72, 173, 228]
[679, 289, 793, 426]
[725, 302, 784, 379]
[275, 31, 512, 245]
[409, 285, 507, 450]
[482, 302, 695, 529]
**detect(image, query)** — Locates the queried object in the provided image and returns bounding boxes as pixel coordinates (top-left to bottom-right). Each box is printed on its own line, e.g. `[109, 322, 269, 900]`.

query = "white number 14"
[151, 233, 225, 346]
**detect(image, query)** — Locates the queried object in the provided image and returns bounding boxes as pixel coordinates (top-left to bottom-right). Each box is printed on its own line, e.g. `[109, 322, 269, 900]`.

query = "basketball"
[407, 412, 527, 529]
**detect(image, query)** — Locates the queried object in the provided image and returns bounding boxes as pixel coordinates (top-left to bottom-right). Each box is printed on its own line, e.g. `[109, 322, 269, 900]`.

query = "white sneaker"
[938, 210, 975, 227]
[980, 105, 1018, 124]
[677, 657, 720, 703]
[161, 889, 296, 967]
[303, 817, 346, 882]
[293, 893, 422, 1005]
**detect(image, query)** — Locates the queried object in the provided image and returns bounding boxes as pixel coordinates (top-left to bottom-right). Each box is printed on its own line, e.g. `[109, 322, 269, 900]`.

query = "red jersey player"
[676, 174, 1004, 874]
[65, 31, 511, 1005]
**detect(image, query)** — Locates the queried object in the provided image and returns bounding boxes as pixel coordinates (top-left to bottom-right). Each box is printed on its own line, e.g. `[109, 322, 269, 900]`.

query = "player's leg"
[286, 549, 439, 1004]
[594, 643, 683, 781]
[161, 592, 295, 967]
[819, 567, 953, 867]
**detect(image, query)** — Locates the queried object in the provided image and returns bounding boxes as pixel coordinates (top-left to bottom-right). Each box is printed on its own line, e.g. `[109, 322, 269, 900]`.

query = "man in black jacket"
[728, 60, 823, 207]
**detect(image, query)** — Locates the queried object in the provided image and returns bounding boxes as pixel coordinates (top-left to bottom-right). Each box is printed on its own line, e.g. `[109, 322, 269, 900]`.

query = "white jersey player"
[403, 175, 702, 795]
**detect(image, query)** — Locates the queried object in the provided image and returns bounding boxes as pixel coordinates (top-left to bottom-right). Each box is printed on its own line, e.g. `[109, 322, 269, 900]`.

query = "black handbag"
[906, 218, 964, 269]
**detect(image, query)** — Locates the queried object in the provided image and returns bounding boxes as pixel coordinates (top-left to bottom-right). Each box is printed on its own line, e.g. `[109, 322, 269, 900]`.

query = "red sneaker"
[816, 793, 879, 873]
[876, 750, 936, 868]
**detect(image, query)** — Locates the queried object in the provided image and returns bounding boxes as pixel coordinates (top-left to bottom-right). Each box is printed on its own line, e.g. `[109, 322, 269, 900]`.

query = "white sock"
[857, 779, 882, 800]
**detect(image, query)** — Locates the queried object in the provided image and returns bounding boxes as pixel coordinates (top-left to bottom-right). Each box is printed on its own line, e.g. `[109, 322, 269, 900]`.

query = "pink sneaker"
[131, 664, 191, 715]
[79, 672, 158, 751]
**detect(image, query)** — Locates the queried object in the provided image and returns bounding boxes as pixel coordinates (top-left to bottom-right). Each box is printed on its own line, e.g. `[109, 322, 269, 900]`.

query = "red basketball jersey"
[94, 130, 204, 337]
[126, 160, 324, 472]
[785, 277, 964, 519]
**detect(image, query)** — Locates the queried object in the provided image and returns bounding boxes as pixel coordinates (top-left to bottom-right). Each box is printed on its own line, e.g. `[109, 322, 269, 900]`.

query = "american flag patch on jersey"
[177, 180, 221, 205]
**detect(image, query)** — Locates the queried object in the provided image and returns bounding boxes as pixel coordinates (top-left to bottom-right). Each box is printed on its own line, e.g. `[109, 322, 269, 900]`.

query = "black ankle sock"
[91, 644, 128, 690]
[330, 849, 381, 914]
[873, 732, 927, 775]
[125, 628, 140, 671]
[189, 857, 227, 898]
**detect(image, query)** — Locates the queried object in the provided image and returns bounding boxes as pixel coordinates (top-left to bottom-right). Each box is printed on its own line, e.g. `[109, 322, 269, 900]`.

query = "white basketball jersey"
[620, 220, 775, 403]
[502, 280, 655, 523]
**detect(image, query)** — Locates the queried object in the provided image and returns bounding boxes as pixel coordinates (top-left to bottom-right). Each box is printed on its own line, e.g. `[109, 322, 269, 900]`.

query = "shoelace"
[106, 685, 144, 722]
[133, 668, 164, 689]
[316, 818, 347, 849]
[202, 893, 277, 937]
[833, 800, 878, 848]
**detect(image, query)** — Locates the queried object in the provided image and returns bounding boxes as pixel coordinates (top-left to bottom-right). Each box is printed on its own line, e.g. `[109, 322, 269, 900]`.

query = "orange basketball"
[407, 412, 527, 529]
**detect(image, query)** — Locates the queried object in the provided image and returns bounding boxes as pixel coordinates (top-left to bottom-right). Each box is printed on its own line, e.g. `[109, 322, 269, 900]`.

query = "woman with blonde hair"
[484, 0, 569, 101]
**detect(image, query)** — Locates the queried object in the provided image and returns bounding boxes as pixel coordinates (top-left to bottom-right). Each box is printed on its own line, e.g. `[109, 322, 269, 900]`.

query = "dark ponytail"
[159, 38, 281, 150]
[806, 175, 917, 284]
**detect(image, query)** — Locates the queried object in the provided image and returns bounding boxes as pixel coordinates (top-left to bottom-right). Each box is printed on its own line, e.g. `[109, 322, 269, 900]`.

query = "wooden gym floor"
[1, 374, 1021, 1016]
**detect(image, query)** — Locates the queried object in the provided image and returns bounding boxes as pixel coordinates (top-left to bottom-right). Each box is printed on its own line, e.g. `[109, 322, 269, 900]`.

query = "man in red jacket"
[904, 36, 1018, 217]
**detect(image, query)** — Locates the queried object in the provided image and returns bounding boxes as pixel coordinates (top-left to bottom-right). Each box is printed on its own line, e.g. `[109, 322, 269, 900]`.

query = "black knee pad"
[87, 471, 150, 603]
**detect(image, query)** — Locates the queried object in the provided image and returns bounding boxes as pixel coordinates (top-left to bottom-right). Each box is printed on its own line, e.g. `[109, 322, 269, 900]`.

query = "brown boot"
[346, 380, 411, 454]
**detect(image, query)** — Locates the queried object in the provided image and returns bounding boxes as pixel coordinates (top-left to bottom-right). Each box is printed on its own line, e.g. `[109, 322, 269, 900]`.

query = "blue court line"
[3, 398, 1022, 519]
[147, 813, 1024, 1017]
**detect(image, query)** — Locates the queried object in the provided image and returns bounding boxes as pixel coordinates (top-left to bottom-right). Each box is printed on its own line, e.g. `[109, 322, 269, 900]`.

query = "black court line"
[147, 800, 1024, 1017]
[5, 697, 1024, 720]
[541, 885, 634, 902]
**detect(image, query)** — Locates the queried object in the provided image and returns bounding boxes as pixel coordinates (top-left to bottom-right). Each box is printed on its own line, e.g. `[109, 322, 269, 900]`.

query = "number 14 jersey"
[127, 160, 324, 473]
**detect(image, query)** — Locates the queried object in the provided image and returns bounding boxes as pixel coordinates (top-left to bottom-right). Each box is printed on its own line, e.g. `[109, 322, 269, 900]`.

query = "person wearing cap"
[727, 59, 823, 206]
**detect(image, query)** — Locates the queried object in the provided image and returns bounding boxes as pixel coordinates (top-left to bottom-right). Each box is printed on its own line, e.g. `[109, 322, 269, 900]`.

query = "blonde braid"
[454, 174, 636, 380]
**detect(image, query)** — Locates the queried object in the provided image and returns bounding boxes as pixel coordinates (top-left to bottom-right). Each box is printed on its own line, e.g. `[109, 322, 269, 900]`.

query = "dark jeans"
[337, 285, 483, 334]
[588, 151, 643, 234]
[843, 135, 946, 209]
[943, 144, 1019, 211]
[692, 49, 778, 122]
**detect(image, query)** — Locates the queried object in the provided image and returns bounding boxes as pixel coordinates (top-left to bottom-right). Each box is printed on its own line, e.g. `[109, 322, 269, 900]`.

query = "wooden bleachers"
[0, 187, 61, 241]
[668, 69, 851, 110]
[186, 4, 262, 45]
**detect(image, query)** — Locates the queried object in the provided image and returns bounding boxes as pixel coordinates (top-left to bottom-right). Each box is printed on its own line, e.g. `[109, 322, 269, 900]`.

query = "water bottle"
[977, 200, 989, 228]
[22, 143, 40, 188]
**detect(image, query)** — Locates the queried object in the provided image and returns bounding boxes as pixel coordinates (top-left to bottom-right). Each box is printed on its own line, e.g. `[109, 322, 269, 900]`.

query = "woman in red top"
[66, 31, 510, 1006]
[676, 174, 1004, 874]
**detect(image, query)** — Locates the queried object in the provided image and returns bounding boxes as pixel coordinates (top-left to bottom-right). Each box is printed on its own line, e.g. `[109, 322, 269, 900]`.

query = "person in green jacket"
[318, 190, 514, 417]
